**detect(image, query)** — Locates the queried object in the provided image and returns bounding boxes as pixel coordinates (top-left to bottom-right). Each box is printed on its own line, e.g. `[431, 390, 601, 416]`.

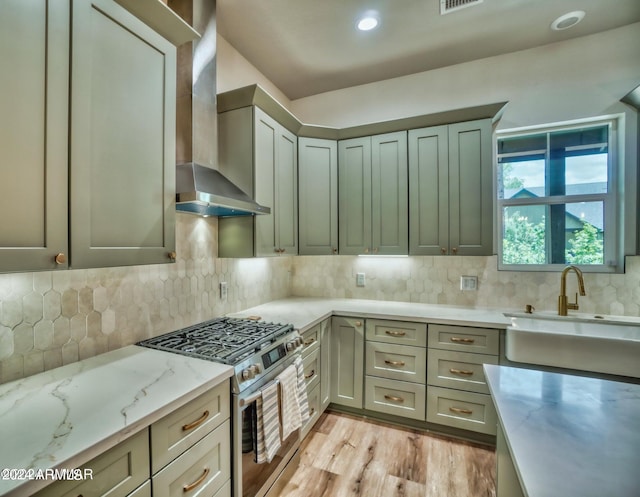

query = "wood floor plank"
[276, 411, 496, 497]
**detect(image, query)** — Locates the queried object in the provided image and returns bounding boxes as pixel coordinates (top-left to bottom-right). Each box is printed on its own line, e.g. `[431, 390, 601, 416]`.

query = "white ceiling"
[217, 0, 640, 100]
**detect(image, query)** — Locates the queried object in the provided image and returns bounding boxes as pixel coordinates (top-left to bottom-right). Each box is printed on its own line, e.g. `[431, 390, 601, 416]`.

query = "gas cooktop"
[137, 317, 294, 366]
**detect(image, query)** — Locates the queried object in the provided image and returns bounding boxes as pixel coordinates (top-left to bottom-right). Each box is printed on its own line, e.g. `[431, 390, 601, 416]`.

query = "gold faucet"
[558, 265, 586, 316]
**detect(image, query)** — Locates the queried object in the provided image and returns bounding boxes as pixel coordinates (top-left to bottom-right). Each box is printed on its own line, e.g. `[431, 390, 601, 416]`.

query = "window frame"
[496, 115, 622, 273]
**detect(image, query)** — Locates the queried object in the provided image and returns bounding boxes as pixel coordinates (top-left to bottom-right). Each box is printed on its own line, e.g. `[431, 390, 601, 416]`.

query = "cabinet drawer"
[365, 376, 426, 421]
[426, 386, 497, 435]
[365, 342, 426, 383]
[428, 324, 499, 355]
[153, 419, 231, 497]
[366, 319, 427, 347]
[302, 384, 321, 439]
[151, 380, 230, 473]
[301, 324, 321, 357]
[303, 347, 320, 391]
[129, 481, 151, 497]
[34, 428, 149, 497]
[427, 349, 498, 394]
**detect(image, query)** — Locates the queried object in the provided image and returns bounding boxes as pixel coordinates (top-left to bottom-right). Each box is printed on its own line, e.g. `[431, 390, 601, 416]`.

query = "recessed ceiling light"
[357, 14, 379, 31]
[551, 11, 585, 31]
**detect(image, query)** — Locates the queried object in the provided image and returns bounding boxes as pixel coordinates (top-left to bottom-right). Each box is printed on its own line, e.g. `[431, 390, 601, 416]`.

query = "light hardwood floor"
[276, 411, 496, 497]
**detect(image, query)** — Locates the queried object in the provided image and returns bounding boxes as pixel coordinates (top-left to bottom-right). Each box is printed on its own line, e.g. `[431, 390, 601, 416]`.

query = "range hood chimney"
[170, 0, 269, 217]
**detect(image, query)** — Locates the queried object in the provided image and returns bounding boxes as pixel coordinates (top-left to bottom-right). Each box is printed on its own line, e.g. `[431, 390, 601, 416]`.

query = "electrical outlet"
[220, 282, 228, 300]
[356, 272, 366, 287]
[460, 275, 478, 291]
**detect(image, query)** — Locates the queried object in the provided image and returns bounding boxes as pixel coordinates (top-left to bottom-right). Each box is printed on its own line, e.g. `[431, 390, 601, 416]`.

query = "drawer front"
[303, 347, 320, 392]
[301, 323, 321, 357]
[151, 380, 230, 474]
[34, 429, 149, 497]
[153, 419, 231, 497]
[302, 384, 321, 439]
[366, 319, 427, 347]
[426, 386, 497, 435]
[427, 349, 498, 394]
[428, 324, 499, 355]
[365, 376, 426, 421]
[365, 342, 426, 383]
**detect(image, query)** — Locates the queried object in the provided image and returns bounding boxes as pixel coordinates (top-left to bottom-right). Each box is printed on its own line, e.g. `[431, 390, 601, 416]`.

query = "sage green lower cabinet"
[319, 319, 332, 411]
[298, 137, 339, 255]
[365, 342, 427, 384]
[302, 384, 322, 439]
[330, 317, 364, 408]
[128, 481, 151, 497]
[33, 428, 150, 497]
[427, 349, 498, 395]
[496, 423, 526, 497]
[364, 376, 426, 421]
[301, 320, 330, 435]
[152, 420, 231, 497]
[426, 386, 497, 435]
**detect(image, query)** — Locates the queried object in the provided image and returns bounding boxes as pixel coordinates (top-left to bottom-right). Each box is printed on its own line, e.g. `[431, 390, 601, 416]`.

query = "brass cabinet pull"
[182, 410, 210, 431]
[449, 368, 474, 376]
[304, 369, 316, 379]
[384, 394, 404, 403]
[450, 337, 475, 344]
[452, 247, 458, 255]
[54, 253, 66, 265]
[364, 247, 370, 254]
[168, 251, 177, 261]
[449, 406, 473, 415]
[440, 247, 447, 254]
[384, 359, 406, 366]
[373, 247, 378, 254]
[310, 407, 316, 415]
[183, 467, 210, 492]
[332, 248, 338, 254]
[385, 330, 406, 337]
[304, 338, 316, 346]
[355, 321, 362, 327]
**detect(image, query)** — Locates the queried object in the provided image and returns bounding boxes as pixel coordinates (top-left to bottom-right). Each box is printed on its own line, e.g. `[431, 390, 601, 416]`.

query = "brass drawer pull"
[355, 321, 362, 327]
[450, 337, 475, 344]
[385, 330, 406, 337]
[449, 368, 474, 376]
[304, 338, 316, 346]
[183, 467, 210, 492]
[449, 406, 473, 415]
[384, 359, 406, 366]
[304, 369, 316, 379]
[384, 394, 405, 403]
[182, 410, 210, 431]
[310, 407, 316, 415]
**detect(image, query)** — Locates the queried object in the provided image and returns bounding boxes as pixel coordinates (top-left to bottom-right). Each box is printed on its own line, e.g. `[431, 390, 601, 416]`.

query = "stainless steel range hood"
[176, 163, 270, 216]
[171, 0, 269, 217]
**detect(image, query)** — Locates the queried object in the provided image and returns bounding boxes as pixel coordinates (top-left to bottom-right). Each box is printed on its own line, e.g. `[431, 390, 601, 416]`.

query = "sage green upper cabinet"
[298, 138, 338, 255]
[409, 119, 493, 256]
[69, 0, 177, 269]
[0, 0, 69, 272]
[218, 106, 298, 257]
[338, 131, 408, 255]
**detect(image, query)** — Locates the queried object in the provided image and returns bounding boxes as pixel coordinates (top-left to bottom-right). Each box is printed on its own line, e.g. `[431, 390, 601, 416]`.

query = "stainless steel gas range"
[138, 316, 304, 497]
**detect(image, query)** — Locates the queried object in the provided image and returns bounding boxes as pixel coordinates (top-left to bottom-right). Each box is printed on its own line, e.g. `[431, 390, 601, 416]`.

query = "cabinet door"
[319, 318, 331, 411]
[0, 0, 69, 272]
[371, 131, 408, 255]
[330, 317, 364, 408]
[254, 107, 278, 256]
[338, 137, 372, 255]
[408, 125, 449, 255]
[69, 0, 176, 269]
[448, 119, 493, 255]
[275, 126, 298, 255]
[298, 138, 338, 255]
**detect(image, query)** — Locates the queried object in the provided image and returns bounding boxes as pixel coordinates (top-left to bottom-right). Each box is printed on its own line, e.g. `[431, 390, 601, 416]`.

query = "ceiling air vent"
[440, 0, 483, 15]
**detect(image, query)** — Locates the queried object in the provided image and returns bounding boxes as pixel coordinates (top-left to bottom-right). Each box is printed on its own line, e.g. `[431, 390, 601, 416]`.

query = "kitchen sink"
[504, 312, 640, 378]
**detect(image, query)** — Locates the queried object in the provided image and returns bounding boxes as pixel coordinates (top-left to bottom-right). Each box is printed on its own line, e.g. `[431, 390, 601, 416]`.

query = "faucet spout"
[558, 265, 586, 316]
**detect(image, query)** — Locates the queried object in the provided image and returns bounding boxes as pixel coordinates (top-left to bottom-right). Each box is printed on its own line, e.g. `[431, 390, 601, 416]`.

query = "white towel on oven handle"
[294, 356, 310, 423]
[278, 364, 303, 440]
[253, 380, 281, 464]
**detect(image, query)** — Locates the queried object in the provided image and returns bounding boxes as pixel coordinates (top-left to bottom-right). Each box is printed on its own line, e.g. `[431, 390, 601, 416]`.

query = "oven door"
[233, 360, 302, 497]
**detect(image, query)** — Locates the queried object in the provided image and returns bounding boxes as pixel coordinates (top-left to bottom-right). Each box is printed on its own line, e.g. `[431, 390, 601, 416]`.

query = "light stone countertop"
[228, 297, 513, 331]
[0, 346, 233, 497]
[484, 364, 640, 497]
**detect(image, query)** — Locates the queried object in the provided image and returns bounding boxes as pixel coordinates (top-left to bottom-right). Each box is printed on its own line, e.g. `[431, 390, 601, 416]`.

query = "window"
[497, 117, 620, 271]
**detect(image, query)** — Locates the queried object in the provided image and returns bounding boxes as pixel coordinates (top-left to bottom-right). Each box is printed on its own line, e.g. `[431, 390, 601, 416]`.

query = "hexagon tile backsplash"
[1, 212, 639, 383]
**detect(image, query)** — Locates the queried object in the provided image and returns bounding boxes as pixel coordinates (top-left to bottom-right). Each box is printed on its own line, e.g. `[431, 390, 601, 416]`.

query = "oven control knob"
[241, 368, 255, 381]
[252, 363, 262, 374]
[286, 341, 295, 352]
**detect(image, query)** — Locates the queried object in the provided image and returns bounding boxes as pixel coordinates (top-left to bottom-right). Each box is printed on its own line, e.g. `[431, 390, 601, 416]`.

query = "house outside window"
[496, 116, 621, 272]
